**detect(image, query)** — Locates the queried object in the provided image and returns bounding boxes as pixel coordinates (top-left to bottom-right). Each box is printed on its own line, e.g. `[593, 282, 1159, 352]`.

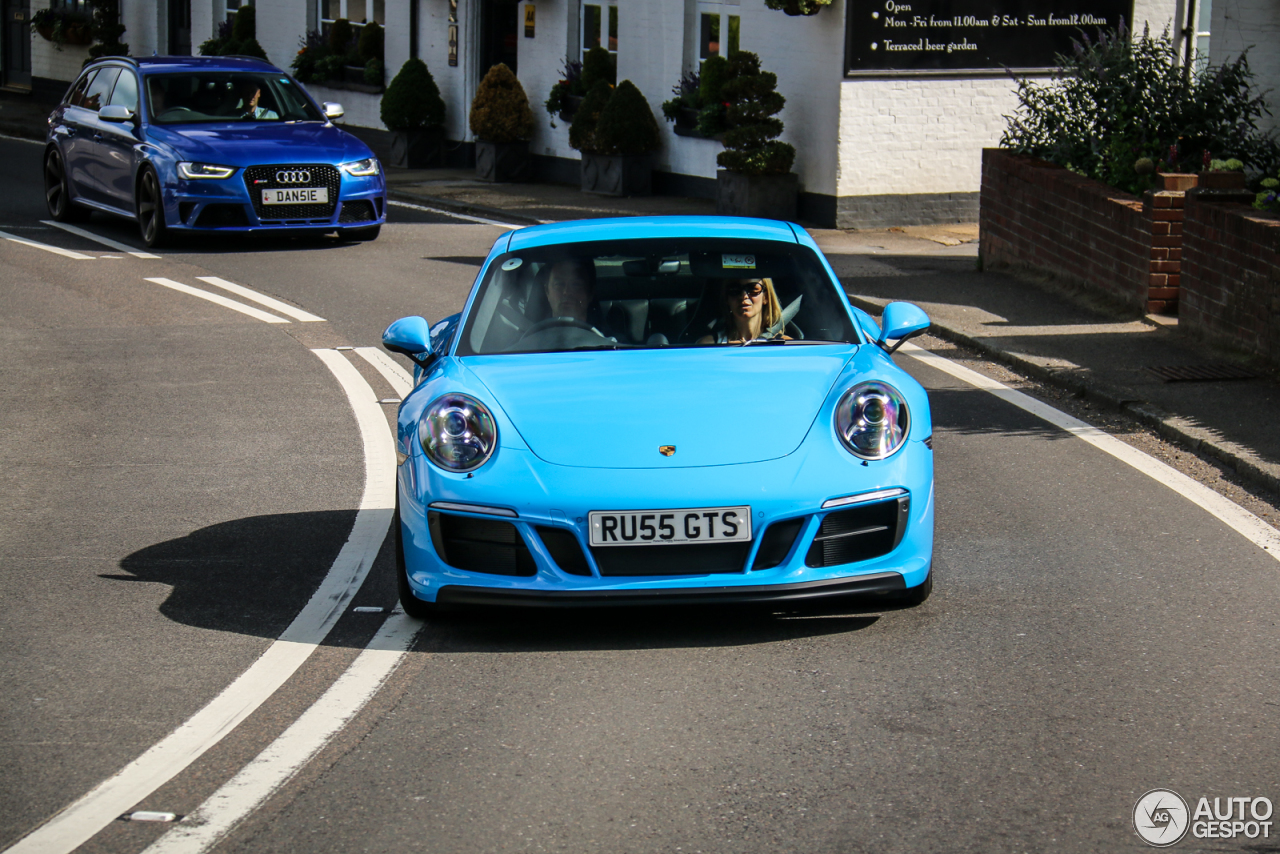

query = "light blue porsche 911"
[382, 216, 934, 616]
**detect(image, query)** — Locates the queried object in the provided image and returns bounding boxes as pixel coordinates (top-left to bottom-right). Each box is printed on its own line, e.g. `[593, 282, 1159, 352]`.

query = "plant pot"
[581, 152, 652, 197]
[716, 170, 798, 219]
[559, 94, 584, 122]
[781, 0, 823, 15]
[1157, 172, 1197, 192]
[476, 140, 530, 183]
[36, 21, 93, 44]
[1197, 171, 1246, 190]
[673, 107, 699, 135]
[389, 128, 444, 169]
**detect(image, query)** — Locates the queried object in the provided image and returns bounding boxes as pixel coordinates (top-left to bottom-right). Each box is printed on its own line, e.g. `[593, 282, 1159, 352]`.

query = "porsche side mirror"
[322, 101, 344, 120]
[99, 105, 135, 123]
[877, 302, 930, 354]
[382, 316, 432, 361]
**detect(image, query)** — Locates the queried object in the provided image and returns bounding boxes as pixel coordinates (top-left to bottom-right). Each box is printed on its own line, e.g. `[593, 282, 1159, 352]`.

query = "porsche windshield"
[457, 238, 859, 355]
[145, 73, 322, 124]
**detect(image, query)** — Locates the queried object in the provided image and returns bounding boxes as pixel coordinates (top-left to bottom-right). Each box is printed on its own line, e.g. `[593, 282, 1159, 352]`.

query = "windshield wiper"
[745, 337, 849, 346]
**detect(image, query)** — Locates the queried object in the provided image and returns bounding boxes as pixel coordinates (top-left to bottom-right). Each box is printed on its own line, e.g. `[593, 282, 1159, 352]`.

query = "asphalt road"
[1, 136, 1278, 854]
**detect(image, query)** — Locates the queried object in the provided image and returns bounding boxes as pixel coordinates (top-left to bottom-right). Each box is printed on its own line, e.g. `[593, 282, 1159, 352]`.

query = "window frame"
[319, 0, 386, 29]
[695, 2, 740, 61]
[580, 2, 619, 57]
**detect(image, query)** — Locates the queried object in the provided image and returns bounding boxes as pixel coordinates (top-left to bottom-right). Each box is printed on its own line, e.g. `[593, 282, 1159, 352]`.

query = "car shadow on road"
[110, 510, 897, 651]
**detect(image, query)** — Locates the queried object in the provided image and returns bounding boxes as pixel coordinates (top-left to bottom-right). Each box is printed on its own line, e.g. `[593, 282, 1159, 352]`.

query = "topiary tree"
[469, 63, 535, 143]
[328, 18, 353, 56]
[698, 55, 729, 106]
[717, 51, 795, 175]
[85, 0, 128, 61]
[581, 45, 616, 90]
[231, 4, 254, 40]
[592, 80, 660, 156]
[568, 79, 613, 152]
[381, 58, 445, 130]
[358, 20, 383, 64]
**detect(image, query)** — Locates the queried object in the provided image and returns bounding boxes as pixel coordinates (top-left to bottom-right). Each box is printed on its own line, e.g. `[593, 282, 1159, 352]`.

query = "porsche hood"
[464, 349, 854, 468]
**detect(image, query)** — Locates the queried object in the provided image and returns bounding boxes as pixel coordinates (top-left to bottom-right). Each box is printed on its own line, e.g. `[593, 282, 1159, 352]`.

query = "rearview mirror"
[382, 316, 432, 360]
[322, 101, 344, 120]
[877, 302, 930, 354]
[99, 105, 135, 123]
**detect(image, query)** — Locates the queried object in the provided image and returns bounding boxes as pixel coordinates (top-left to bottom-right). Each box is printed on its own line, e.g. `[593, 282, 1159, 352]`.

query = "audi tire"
[44, 148, 90, 223]
[136, 166, 169, 249]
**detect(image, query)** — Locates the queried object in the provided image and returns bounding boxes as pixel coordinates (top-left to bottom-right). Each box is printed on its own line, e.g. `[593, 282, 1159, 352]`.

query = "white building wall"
[1210, 0, 1280, 137]
[255, 4, 309, 69]
[835, 0, 1181, 217]
[30, 35, 91, 84]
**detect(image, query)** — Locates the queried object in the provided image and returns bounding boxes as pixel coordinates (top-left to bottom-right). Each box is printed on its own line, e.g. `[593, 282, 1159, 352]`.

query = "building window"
[225, 0, 250, 25]
[1193, 0, 1211, 62]
[50, 0, 90, 12]
[320, 0, 385, 27]
[582, 3, 618, 54]
[697, 4, 739, 60]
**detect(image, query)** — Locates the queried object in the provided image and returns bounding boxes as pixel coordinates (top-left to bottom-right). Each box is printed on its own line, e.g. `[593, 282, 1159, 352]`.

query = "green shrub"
[363, 58, 384, 86]
[716, 51, 794, 175]
[469, 63, 535, 143]
[316, 54, 346, 82]
[568, 79, 613, 151]
[581, 46, 615, 89]
[381, 58, 444, 130]
[231, 4, 254, 40]
[328, 18, 353, 55]
[219, 38, 242, 56]
[1002, 24, 1280, 195]
[235, 37, 268, 61]
[358, 20, 383, 64]
[699, 55, 729, 105]
[592, 80, 660, 155]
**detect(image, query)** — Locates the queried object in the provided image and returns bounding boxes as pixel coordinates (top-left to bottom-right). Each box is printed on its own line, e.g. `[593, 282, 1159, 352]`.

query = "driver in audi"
[543, 258, 615, 338]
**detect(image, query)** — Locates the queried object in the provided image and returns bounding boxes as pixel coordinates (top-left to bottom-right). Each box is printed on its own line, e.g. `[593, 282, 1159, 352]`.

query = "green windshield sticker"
[722, 254, 756, 269]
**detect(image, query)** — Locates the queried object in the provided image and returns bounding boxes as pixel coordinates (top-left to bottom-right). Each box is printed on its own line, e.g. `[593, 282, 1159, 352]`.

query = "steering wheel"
[518, 317, 602, 340]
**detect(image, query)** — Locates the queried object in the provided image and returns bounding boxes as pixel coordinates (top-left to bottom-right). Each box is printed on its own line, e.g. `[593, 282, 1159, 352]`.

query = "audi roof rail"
[222, 55, 275, 66]
[89, 55, 139, 66]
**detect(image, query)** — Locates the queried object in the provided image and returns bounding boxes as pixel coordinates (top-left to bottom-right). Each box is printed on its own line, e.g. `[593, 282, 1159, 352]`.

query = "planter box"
[388, 128, 444, 169]
[475, 141, 530, 183]
[1197, 171, 1246, 191]
[581, 152, 652, 197]
[716, 170, 798, 219]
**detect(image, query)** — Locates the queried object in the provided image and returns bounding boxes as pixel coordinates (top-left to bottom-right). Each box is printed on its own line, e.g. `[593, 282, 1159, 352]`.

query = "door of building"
[168, 0, 191, 55]
[478, 0, 519, 77]
[2, 0, 32, 89]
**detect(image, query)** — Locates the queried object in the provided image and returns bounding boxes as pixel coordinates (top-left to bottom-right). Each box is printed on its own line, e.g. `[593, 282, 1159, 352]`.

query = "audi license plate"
[589, 506, 751, 547]
[262, 187, 329, 205]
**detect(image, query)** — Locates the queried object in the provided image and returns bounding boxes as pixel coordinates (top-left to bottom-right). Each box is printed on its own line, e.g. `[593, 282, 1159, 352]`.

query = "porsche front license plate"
[589, 507, 752, 547]
[262, 187, 329, 205]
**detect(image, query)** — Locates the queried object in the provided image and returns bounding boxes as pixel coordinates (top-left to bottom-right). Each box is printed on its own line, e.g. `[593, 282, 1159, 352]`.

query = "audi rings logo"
[275, 170, 312, 184]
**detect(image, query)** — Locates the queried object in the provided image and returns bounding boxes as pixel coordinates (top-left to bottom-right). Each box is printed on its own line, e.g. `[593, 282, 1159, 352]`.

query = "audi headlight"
[177, 162, 235, 179]
[339, 157, 380, 177]
[419, 394, 497, 472]
[834, 381, 910, 460]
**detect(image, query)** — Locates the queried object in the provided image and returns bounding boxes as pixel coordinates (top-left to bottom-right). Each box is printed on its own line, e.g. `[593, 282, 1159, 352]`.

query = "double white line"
[145, 277, 326, 324]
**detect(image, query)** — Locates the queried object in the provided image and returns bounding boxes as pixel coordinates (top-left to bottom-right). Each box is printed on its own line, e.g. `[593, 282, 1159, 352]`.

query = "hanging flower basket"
[32, 12, 94, 46]
[764, 0, 830, 16]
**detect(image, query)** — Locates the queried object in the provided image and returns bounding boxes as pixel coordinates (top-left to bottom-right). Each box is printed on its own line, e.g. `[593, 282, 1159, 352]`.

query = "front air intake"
[804, 495, 909, 568]
[428, 511, 536, 576]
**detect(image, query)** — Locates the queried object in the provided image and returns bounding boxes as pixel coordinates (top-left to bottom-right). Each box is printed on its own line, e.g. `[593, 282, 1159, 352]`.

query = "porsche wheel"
[136, 167, 169, 249]
[395, 497, 438, 620]
[44, 149, 89, 223]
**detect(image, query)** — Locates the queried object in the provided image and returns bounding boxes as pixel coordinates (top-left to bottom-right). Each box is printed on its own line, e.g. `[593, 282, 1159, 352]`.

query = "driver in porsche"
[543, 258, 614, 338]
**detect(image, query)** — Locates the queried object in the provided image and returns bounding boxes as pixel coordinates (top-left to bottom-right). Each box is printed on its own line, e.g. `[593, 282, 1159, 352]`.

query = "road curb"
[848, 294, 1280, 498]
[386, 188, 543, 227]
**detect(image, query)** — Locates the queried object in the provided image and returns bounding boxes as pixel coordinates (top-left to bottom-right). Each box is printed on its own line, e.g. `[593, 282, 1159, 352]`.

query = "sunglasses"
[726, 282, 765, 298]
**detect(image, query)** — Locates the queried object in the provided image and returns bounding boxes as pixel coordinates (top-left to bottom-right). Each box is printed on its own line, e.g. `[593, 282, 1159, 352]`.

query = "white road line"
[388, 198, 526, 229]
[901, 341, 1280, 561]
[141, 614, 420, 854]
[355, 346, 413, 398]
[0, 132, 43, 145]
[0, 229, 94, 260]
[41, 220, 161, 258]
[144, 278, 290, 324]
[197, 277, 327, 322]
[1, 348, 397, 854]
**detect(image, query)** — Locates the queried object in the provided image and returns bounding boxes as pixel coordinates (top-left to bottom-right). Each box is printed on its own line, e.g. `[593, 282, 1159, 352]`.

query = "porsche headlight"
[177, 162, 235, 179]
[835, 381, 910, 460]
[339, 157, 380, 177]
[419, 394, 497, 472]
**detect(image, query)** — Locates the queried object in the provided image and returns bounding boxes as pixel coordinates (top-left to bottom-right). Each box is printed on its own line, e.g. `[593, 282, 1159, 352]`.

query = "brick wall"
[979, 149, 1153, 313]
[1181, 198, 1280, 367]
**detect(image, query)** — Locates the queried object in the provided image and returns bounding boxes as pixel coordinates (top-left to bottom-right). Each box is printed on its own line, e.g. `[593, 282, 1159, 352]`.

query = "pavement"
[4, 86, 1278, 498]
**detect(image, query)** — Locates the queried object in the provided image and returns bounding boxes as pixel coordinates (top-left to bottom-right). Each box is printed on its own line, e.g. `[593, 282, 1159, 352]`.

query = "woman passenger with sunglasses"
[698, 278, 791, 344]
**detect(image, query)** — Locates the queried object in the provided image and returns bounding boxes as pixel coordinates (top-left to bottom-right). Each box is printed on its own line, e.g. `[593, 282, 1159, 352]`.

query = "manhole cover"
[1145, 363, 1257, 383]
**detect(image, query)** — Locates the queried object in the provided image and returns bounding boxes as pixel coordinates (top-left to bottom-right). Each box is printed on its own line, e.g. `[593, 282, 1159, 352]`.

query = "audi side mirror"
[100, 105, 135, 123]
[322, 102, 344, 121]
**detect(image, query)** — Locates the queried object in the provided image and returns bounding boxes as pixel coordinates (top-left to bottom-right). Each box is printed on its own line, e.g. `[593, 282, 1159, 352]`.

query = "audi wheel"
[44, 148, 90, 223]
[136, 166, 169, 249]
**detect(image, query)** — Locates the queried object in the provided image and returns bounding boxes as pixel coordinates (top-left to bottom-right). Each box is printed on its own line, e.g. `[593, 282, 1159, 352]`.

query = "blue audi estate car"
[44, 55, 386, 247]
[382, 217, 935, 617]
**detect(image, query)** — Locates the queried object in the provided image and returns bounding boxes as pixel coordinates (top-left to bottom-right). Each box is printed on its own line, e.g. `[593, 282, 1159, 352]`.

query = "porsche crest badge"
[659, 445, 676, 457]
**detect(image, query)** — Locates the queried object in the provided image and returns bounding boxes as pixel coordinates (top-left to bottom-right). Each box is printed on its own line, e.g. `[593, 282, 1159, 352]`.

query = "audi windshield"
[145, 73, 323, 124]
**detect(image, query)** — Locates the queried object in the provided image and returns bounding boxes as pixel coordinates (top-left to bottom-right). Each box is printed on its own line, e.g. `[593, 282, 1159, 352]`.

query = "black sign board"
[845, 0, 1133, 75]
